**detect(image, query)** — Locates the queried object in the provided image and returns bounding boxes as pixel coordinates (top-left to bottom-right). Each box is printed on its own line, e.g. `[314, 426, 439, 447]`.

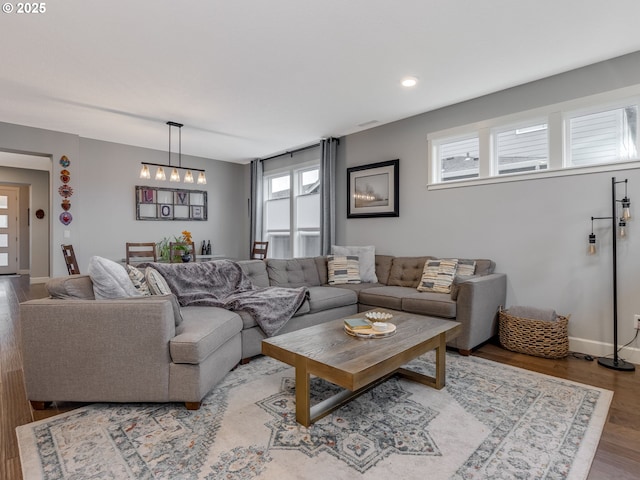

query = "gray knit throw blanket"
[140, 260, 308, 337]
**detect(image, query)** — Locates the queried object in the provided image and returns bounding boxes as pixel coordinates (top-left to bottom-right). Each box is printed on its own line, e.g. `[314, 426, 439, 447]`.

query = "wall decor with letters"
[135, 186, 207, 221]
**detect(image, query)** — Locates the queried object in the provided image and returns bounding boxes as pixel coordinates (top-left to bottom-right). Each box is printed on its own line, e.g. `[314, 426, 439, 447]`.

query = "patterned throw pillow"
[456, 259, 476, 276]
[145, 267, 172, 295]
[327, 255, 361, 285]
[417, 258, 459, 293]
[126, 264, 151, 296]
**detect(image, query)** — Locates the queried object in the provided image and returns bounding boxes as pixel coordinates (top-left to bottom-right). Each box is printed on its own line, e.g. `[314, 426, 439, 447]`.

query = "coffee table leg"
[295, 358, 311, 427]
[397, 332, 447, 389]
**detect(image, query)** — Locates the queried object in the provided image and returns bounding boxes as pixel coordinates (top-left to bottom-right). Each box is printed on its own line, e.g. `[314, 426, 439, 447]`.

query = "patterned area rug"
[16, 352, 612, 479]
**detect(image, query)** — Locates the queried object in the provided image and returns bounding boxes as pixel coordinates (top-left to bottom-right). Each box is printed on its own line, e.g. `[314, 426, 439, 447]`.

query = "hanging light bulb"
[622, 196, 631, 221]
[184, 170, 194, 183]
[170, 168, 181, 182]
[139, 164, 151, 179]
[619, 218, 627, 237]
[155, 166, 166, 181]
[588, 233, 596, 255]
[197, 171, 207, 185]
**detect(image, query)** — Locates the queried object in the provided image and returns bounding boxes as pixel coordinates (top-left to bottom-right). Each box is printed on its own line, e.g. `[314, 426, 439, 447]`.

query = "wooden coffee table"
[261, 309, 461, 427]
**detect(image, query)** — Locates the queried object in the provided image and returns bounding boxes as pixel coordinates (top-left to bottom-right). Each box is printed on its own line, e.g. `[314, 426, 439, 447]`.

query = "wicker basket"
[498, 308, 569, 359]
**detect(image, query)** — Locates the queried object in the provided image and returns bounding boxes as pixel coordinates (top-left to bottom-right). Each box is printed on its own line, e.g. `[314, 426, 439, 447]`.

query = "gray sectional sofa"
[19, 254, 505, 410]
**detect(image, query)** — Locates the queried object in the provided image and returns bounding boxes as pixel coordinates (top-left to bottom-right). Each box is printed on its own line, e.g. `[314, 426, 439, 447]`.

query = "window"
[495, 123, 548, 174]
[437, 136, 479, 182]
[428, 89, 640, 187]
[567, 105, 638, 167]
[263, 161, 320, 259]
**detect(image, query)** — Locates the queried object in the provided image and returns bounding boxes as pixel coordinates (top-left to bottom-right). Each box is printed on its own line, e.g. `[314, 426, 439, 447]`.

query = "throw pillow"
[417, 258, 459, 293]
[456, 259, 476, 276]
[88, 256, 141, 299]
[126, 264, 151, 296]
[331, 245, 377, 283]
[145, 267, 172, 295]
[327, 255, 361, 285]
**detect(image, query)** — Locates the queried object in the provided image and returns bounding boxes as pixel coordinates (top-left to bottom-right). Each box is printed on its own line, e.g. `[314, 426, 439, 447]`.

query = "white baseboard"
[30, 276, 50, 284]
[18, 269, 29, 275]
[569, 336, 640, 366]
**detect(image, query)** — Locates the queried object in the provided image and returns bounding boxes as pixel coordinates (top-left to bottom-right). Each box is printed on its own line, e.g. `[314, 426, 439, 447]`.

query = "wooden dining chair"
[125, 242, 157, 264]
[169, 242, 196, 263]
[61, 244, 80, 275]
[251, 241, 269, 260]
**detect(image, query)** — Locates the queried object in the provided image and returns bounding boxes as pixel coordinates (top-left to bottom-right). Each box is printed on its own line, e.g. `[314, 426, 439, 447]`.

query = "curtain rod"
[259, 138, 339, 162]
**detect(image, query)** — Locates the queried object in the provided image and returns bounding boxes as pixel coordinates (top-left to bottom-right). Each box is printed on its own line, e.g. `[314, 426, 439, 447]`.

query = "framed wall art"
[135, 186, 208, 221]
[347, 159, 399, 218]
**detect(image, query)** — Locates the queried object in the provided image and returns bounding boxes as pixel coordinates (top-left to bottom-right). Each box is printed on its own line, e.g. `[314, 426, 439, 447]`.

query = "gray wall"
[337, 51, 640, 360]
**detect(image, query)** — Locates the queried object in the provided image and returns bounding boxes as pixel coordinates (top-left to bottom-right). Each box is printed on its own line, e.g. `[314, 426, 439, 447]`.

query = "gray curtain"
[249, 159, 263, 257]
[320, 138, 338, 255]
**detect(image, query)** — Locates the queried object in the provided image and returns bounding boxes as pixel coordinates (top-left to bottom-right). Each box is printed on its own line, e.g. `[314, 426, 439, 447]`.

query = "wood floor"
[1, 275, 639, 480]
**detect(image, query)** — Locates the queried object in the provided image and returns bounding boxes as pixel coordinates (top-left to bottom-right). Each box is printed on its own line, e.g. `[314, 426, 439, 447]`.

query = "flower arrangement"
[157, 231, 194, 261]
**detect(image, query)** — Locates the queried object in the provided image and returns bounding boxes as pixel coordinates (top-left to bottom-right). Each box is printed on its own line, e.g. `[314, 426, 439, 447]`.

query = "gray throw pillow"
[332, 245, 377, 283]
[88, 256, 140, 299]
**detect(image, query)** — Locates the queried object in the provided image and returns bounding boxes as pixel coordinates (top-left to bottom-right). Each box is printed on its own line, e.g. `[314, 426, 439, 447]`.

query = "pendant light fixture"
[139, 121, 207, 185]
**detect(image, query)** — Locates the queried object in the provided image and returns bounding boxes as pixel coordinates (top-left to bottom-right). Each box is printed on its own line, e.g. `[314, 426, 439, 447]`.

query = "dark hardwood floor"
[1, 275, 639, 479]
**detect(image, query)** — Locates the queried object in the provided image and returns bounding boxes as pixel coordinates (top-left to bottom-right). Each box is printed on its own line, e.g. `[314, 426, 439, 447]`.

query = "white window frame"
[263, 161, 320, 258]
[427, 86, 640, 190]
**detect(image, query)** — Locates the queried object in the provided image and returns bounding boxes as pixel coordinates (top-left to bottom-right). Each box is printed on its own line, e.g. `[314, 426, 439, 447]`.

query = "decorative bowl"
[365, 311, 393, 322]
[372, 322, 388, 332]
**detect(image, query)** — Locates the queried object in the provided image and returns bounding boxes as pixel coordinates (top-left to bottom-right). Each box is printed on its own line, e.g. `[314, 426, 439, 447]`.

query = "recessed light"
[401, 76, 418, 88]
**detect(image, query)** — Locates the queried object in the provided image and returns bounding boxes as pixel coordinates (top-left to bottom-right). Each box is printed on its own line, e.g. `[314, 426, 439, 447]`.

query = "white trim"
[569, 336, 640, 366]
[29, 276, 49, 284]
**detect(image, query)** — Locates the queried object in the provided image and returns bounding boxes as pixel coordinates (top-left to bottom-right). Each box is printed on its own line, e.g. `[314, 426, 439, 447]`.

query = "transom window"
[428, 89, 640, 187]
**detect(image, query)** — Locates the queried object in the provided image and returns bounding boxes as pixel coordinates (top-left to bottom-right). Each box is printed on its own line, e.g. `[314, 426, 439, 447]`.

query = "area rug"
[16, 352, 612, 480]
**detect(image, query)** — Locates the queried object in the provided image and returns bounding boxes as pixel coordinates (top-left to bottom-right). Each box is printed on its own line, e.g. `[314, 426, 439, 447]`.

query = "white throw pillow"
[145, 267, 172, 295]
[332, 245, 377, 283]
[88, 256, 140, 299]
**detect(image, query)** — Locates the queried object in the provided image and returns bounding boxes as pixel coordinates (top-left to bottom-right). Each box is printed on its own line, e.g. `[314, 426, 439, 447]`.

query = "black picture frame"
[347, 159, 399, 218]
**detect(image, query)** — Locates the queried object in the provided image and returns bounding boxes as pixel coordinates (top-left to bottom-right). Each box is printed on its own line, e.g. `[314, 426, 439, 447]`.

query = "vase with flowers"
[157, 230, 194, 262]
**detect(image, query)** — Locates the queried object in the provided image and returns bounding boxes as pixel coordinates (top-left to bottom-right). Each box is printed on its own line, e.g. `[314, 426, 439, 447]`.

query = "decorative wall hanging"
[59, 155, 73, 225]
[347, 159, 399, 218]
[58, 185, 73, 197]
[135, 186, 207, 221]
[35, 209, 45, 219]
[59, 212, 72, 225]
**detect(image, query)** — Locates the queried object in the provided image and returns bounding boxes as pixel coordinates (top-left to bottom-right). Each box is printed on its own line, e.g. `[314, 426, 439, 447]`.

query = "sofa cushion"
[88, 256, 140, 299]
[171, 307, 242, 364]
[387, 256, 432, 288]
[237, 260, 270, 288]
[266, 258, 322, 287]
[474, 259, 495, 276]
[417, 258, 459, 293]
[358, 285, 413, 310]
[315, 256, 329, 284]
[46, 275, 96, 300]
[402, 291, 457, 318]
[456, 259, 477, 276]
[375, 255, 394, 285]
[332, 245, 377, 283]
[307, 286, 357, 312]
[327, 255, 361, 284]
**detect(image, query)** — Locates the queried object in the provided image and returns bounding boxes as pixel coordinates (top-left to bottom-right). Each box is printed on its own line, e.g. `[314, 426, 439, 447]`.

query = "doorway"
[0, 187, 19, 274]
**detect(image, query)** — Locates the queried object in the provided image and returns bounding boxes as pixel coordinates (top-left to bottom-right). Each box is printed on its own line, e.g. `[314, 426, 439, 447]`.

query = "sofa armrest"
[450, 273, 506, 351]
[19, 297, 176, 403]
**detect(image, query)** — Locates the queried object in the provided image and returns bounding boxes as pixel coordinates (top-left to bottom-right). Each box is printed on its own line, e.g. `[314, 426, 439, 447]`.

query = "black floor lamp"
[588, 176, 635, 371]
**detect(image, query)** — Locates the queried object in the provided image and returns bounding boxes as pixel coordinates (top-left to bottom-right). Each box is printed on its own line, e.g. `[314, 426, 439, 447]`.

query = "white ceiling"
[2, 0, 640, 164]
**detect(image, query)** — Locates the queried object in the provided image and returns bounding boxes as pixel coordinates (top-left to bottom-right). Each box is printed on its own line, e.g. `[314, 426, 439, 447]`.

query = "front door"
[0, 187, 19, 274]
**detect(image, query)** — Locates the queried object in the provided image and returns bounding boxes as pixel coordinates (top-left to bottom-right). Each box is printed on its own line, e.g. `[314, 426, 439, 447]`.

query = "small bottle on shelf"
[206, 240, 211, 255]
[201, 240, 206, 255]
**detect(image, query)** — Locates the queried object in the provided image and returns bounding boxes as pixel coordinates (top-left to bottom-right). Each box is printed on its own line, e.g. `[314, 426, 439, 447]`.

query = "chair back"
[251, 241, 269, 260]
[125, 242, 157, 264]
[61, 244, 80, 275]
[169, 242, 196, 263]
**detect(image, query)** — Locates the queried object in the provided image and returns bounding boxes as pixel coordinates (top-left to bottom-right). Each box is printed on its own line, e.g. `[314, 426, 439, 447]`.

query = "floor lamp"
[588, 177, 635, 371]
